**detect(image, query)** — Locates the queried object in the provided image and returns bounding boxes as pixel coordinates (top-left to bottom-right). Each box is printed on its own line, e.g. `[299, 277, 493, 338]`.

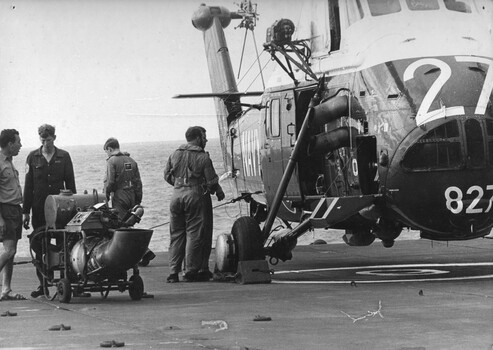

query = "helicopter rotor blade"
[173, 91, 263, 99]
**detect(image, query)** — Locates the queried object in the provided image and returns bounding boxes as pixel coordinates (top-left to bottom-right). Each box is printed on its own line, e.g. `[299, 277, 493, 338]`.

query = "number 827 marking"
[445, 185, 493, 214]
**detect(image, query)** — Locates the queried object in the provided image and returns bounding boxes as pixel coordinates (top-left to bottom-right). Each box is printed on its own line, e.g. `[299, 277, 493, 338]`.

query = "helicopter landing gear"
[373, 218, 403, 248]
[214, 216, 264, 273]
[342, 229, 376, 246]
[215, 233, 236, 272]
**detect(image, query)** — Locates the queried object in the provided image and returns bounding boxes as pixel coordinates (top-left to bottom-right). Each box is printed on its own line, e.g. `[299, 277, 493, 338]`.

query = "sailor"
[103, 137, 143, 218]
[0, 129, 26, 301]
[103, 138, 155, 266]
[164, 126, 224, 283]
[23, 124, 76, 298]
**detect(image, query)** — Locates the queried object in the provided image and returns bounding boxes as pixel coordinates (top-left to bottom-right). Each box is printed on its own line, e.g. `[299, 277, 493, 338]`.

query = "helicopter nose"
[386, 116, 493, 240]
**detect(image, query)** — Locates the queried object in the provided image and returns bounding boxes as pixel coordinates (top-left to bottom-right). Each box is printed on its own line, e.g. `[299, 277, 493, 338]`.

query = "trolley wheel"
[128, 275, 144, 301]
[231, 216, 265, 269]
[57, 278, 72, 303]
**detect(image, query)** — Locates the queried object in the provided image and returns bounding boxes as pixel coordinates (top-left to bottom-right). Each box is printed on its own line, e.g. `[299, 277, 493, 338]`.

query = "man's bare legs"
[0, 238, 18, 296]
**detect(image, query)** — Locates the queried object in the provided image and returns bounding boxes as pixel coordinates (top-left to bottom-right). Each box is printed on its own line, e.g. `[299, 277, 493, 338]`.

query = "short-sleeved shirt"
[0, 153, 22, 205]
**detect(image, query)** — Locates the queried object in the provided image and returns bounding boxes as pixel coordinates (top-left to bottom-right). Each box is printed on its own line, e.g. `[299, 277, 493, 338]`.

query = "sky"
[0, 0, 302, 148]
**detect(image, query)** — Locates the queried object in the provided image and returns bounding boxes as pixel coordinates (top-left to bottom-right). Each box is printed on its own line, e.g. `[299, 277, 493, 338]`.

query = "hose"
[148, 191, 263, 230]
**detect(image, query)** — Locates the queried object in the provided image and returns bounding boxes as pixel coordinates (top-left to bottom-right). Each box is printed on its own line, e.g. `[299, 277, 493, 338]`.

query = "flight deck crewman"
[103, 138, 156, 266]
[23, 124, 76, 298]
[103, 138, 143, 218]
[164, 126, 224, 283]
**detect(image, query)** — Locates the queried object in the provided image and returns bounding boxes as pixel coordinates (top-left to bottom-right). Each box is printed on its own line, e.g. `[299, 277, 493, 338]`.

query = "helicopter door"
[261, 97, 282, 205]
[281, 91, 300, 197]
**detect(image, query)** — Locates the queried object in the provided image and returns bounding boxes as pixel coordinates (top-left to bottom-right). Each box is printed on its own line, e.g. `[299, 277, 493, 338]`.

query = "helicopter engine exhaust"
[307, 95, 365, 156]
[307, 127, 358, 156]
[311, 95, 365, 131]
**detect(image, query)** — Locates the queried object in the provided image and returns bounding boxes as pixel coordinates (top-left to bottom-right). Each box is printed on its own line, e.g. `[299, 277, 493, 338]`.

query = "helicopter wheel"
[57, 278, 72, 304]
[128, 275, 144, 301]
[215, 233, 236, 272]
[231, 216, 265, 266]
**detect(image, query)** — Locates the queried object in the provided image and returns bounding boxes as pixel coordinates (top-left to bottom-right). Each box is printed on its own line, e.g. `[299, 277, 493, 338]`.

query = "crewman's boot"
[30, 285, 49, 298]
[139, 250, 156, 267]
[197, 270, 213, 281]
[166, 273, 179, 283]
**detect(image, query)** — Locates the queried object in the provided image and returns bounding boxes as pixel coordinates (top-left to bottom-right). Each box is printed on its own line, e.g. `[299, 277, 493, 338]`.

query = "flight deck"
[1, 238, 492, 349]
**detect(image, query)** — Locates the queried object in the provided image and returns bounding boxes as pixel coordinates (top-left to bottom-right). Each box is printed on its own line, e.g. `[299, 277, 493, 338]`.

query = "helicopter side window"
[465, 119, 484, 168]
[328, 0, 341, 51]
[443, 0, 472, 13]
[406, 0, 439, 11]
[344, 0, 365, 26]
[402, 120, 462, 171]
[368, 0, 401, 16]
[267, 99, 280, 138]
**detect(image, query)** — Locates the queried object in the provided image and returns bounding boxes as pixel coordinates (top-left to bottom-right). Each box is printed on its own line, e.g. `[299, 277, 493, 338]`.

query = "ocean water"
[12, 139, 419, 258]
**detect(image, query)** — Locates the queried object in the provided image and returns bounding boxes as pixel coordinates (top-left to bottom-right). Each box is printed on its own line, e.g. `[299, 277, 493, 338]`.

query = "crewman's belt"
[0, 203, 22, 207]
[173, 177, 203, 188]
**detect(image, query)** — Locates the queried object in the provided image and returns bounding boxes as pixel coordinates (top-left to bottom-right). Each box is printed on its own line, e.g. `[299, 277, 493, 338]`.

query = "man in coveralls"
[164, 126, 224, 283]
[23, 124, 76, 298]
[103, 138, 155, 266]
[103, 138, 142, 217]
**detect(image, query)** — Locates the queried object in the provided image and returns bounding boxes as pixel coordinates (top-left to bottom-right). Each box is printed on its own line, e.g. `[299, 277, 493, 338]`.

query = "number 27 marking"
[403, 56, 493, 126]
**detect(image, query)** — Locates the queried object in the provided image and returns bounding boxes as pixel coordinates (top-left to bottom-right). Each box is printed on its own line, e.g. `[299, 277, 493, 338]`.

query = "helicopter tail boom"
[192, 4, 244, 169]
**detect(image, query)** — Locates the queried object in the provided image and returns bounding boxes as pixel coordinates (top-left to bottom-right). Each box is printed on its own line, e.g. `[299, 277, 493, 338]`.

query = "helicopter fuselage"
[224, 0, 493, 242]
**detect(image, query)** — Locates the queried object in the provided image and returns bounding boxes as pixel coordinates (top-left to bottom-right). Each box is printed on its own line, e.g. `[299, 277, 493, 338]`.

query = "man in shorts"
[0, 129, 26, 301]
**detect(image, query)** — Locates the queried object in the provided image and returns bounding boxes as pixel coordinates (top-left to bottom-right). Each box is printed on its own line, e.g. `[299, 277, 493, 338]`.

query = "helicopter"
[175, 0, 493, 273]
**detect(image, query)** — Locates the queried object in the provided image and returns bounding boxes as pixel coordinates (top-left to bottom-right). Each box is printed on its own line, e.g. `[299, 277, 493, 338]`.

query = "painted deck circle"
[272, 262, 493, 284]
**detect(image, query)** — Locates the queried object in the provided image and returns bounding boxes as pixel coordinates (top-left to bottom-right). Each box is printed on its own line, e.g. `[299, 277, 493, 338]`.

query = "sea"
[12, 138, 420, 258]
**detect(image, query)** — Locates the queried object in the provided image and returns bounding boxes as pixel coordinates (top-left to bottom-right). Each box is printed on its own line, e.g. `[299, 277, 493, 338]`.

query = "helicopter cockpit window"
[268, 99, 280, 138]
[368, 0, 401, 16]
[444, 0, 472, 13]
[344, 0, 364, 26]
[465, 118, 484, 168]
[486, 119, 493, 165]
[402, 120, 462, 171]
[406, 0, 439, 11]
